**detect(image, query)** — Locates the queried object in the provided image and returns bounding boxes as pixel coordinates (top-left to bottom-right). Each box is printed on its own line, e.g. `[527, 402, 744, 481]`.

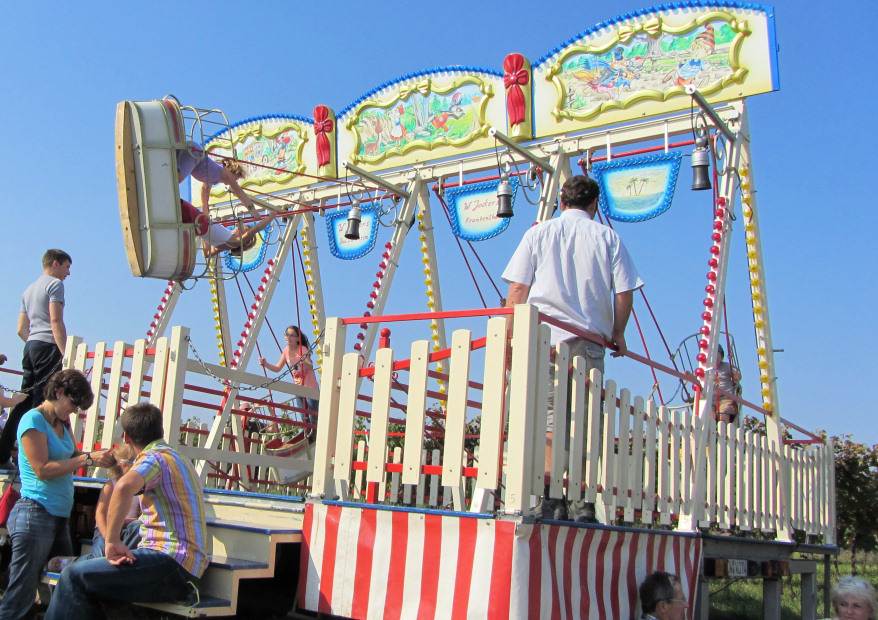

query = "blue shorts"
[177, 141, 224, 185]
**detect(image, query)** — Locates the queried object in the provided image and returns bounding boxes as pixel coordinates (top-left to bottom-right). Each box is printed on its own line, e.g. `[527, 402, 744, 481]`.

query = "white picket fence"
[62, 327, 317, 493]
[310, 306, 835, 542]
[60, 306, 834, 542]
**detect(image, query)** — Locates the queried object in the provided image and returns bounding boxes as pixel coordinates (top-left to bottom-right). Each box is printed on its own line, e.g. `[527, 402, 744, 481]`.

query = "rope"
[630, 309, 664, 405]
[578, 158, 689, 404]
[433, 187, 507, 307]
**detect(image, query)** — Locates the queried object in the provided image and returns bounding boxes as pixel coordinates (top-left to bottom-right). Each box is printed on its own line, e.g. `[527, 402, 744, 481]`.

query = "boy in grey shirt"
[0, 249, 71, 466]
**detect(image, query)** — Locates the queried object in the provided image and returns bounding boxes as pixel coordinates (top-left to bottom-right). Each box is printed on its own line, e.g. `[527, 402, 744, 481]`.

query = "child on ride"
[258, 326, 319, 434]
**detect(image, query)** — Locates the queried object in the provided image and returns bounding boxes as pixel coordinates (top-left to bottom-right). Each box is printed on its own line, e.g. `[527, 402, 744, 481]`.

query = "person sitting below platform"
[714, 345, 741, 423]
[639, 571, 688, 620]
[177, 141, 259, 219]
[45, 402, 210, 620]
[48, 443, 142, 571]
[823, 576, 878, 620]
[180, 199, 277, 257]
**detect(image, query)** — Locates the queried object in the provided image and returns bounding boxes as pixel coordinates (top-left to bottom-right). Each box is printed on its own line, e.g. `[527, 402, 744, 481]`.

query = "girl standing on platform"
[258, 326, 319, 434]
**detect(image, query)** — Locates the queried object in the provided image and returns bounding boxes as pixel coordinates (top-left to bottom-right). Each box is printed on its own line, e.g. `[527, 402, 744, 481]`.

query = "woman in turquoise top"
[0, 369, 115, 620]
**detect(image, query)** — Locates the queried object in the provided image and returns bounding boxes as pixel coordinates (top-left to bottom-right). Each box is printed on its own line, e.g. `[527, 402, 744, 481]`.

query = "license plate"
[727, 559, 748, 577]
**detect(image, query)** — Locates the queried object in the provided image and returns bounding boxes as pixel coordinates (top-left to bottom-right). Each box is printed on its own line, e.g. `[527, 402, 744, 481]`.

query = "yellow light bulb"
[763, 402, 772, 412]
[759, 361, 768, 369]
[754, 319, 764, 328]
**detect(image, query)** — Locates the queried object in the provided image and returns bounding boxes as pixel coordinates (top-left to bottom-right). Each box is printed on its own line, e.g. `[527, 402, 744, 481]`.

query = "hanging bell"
[496, 173, 514, 218]
[344, 201, 362, 240]
[691, 135, 712, 191]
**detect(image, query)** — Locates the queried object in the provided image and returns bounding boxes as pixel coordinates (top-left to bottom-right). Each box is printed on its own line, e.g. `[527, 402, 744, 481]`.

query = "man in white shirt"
[502, 175, 643, 522]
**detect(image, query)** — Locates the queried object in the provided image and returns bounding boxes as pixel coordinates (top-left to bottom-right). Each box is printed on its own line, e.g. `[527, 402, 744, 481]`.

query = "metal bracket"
[342, 161, 412, 200]
[488, 128, 555, 175]
[685, 85, 736, 143]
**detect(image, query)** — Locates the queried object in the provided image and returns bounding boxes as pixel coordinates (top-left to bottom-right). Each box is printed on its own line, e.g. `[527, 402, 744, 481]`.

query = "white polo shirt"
[501, 208, 643, 344]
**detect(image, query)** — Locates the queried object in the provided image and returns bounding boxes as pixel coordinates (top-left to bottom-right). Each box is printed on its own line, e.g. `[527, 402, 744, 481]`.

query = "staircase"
[39, 487, 306, 618]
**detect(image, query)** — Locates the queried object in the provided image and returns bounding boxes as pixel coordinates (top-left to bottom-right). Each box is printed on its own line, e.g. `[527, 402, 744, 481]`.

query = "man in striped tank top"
[46, 403, 211, 619]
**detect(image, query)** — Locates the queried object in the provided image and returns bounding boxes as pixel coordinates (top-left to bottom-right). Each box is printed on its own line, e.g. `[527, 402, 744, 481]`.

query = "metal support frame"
[488, 128, 555, 175]
[195, 214, 303, 481]
[342, 161, 412, 200]
[685, 86, 736, 143]
[354, 173, 424, 364]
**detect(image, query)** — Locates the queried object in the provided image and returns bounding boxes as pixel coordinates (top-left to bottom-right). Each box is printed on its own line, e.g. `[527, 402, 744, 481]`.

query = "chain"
[184, 331, 324, 392]
[0, 357, 64, 398]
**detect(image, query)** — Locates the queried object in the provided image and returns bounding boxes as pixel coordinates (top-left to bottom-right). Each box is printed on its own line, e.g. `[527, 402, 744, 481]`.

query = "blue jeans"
[0, 498, 72, 620]
[82, 520, 141, 560]
[302, 398, 319, 435]
[45, 550, 197, 620]
[0, 340, 63, 462]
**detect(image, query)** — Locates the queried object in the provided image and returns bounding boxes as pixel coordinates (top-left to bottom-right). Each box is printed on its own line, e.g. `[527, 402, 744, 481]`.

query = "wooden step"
[206, 517, 301, 564]
[136, 595, 234, 618]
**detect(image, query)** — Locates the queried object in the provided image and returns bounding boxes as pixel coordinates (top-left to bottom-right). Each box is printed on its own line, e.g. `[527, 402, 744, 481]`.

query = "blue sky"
[1, 1, 876, 444]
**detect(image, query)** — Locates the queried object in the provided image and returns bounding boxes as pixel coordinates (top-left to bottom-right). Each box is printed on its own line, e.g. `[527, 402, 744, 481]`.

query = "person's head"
[120, 402, 164, 449]
[285, 325, 310, 349]
[640, 571, 687, 620]
[222, 158, 246, 180]
[228, 228, 261, 256]
[44, 369, 94, 412]
[831, 576, 878, 620]
[108, 442, 136, 479]
[717, 344, 725, 362]
[559, 175, 600, 214]
[42, 249, 72, 279]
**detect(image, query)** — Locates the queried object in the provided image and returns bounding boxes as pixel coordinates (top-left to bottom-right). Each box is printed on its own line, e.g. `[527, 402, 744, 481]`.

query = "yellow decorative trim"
[206, 120, 309, 194]
[346, 76, 494, 165]
[546, 12, 750, 122]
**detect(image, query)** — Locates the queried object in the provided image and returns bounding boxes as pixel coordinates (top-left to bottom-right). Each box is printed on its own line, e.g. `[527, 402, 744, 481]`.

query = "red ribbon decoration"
[503, 53, 529, 128]
[313, 105, 334, 168]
